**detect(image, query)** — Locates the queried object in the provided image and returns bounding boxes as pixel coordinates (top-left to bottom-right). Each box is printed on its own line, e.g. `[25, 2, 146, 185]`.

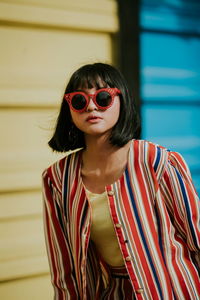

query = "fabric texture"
[85, 188, 125, 266]
[42, 139, 200, 300]
[99, 263, 135, 300]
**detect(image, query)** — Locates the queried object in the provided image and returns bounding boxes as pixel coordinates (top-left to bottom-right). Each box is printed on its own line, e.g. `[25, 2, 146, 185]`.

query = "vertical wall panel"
[0, 0, 118, 298]
[140, 0, 200, 193]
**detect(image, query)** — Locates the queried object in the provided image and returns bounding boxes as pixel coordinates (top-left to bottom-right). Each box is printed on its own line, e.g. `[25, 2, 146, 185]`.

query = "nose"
[86, 95, 97, 111]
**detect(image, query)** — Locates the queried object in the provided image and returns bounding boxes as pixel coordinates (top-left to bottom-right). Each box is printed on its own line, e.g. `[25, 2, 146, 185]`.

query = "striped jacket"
[42, 140, 200, 300]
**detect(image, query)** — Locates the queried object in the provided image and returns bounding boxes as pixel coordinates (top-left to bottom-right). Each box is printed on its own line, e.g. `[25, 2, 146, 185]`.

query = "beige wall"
[0, 1, 118, 298]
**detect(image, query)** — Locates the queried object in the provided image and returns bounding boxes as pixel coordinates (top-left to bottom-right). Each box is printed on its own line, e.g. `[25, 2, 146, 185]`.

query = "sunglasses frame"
[64, 88, 121, 112]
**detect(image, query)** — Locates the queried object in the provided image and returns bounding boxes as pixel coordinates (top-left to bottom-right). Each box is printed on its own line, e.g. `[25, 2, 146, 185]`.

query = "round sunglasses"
[64, 88, 121, 112]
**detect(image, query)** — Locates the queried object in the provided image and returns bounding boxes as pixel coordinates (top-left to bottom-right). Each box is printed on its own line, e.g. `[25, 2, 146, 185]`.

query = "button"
[125, 256, 132, 261]
[136, 288, 144, 294]
[108, 190, 114, 196]
[116, 223, 122, 228]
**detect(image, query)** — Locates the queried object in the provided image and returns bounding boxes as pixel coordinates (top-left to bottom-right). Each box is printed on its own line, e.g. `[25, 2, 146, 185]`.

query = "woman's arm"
[42, 169, 79, 300]
[160, 151, 200, 271]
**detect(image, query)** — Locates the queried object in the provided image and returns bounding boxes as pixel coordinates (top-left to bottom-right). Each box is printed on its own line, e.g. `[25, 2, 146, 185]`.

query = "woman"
[42, 63, 200, 300]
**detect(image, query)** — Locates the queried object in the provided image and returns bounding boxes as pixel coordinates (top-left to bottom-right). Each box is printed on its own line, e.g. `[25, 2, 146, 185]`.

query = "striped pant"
[100, 264, 135, 300]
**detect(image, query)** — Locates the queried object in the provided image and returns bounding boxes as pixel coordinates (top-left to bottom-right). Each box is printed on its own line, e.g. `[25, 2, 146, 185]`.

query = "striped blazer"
[42, 140, 200, 300]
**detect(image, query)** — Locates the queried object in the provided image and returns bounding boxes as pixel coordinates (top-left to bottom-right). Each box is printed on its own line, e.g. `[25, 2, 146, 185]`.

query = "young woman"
[42, 63, 200, 300]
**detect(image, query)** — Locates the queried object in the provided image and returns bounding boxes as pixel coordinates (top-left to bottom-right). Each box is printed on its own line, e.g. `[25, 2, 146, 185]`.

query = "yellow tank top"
[85, 189, 124, 267]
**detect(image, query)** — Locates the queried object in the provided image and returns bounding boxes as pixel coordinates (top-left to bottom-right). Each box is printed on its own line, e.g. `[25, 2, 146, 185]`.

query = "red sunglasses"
[64, 88, 121, 112]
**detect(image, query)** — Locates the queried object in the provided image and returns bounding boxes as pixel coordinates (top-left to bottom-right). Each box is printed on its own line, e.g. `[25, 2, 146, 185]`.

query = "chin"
[85, 129, 112, 138]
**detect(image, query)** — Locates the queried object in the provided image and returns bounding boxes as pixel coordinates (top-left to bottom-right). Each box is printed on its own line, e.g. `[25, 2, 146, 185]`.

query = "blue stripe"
[154, 205, 166, 264]
[125, 168, 164, 299]
[175, 168, 199, 249]
[154, 147, 161, 172]
[81, 202, 89, 229]
[64, 157, 70, 221]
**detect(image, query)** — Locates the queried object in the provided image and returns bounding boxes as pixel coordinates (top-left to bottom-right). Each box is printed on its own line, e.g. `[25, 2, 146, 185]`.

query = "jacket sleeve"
[160, 151, 200, 271]
[42, 169, 79, 300]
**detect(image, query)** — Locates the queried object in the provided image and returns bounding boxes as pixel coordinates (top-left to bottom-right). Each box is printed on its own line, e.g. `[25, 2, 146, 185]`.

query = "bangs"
[73, 75, 107, 90]
[67, 63, 116, 92]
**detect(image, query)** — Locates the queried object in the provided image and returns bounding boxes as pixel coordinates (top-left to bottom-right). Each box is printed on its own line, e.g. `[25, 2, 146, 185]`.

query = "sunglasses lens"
[96, 91, 112, 108]
[71, 94, 87, 111]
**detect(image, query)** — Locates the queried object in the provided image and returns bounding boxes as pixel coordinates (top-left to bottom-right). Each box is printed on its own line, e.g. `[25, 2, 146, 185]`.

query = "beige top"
[85, 189, 124, 267]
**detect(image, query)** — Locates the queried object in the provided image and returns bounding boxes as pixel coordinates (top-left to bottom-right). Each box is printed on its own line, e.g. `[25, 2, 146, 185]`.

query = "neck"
[82, 134, 131, 171]
[83, 134, 117, 159]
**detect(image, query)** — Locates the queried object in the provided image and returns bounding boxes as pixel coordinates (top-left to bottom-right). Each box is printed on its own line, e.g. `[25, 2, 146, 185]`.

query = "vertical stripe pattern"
[42, 140, 200, 299]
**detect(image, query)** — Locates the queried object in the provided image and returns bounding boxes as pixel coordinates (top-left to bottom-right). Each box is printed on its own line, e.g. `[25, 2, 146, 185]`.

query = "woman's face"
[69, 85, 120, 139]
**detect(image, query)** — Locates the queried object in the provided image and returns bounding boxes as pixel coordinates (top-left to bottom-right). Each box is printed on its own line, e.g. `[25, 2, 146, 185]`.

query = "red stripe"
[43, 173, 78, 298]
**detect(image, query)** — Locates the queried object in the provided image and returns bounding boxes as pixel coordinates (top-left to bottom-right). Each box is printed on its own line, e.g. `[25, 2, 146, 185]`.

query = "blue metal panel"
[140, 0, 200, 194]
[141, 33, 200, 102]
[141, 0, 200, 33]
[142, 105, 200, 173]
[141, 106, 200, 197]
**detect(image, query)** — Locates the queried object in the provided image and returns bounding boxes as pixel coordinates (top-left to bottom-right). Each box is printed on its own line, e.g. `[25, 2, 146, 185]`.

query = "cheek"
[112, 98, 120, 119]
[70, 110, 84, 131]
[70, 110, 79, 124]
[70, 110, 75, 122]
[104, 99, 120, 127]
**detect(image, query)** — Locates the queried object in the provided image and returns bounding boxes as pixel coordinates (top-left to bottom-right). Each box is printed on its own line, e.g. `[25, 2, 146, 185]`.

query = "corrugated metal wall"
[140, 0, 200, 194]
[0, 1, 118, 299]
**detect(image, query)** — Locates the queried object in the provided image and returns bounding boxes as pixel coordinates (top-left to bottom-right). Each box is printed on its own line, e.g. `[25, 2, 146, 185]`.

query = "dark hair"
[48, 62, 141, 152]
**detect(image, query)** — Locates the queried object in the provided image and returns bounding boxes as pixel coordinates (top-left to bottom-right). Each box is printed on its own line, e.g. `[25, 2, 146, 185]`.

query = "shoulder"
[42, 149, 82, 192]
[132, 139, 170, 161]
[165, 149, 192, 178]
[132, 139, 191, 181]
[132, 139, 170, 179]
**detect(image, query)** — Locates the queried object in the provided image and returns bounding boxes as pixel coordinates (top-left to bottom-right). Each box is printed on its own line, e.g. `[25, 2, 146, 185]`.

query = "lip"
[86, 115, 103, 123]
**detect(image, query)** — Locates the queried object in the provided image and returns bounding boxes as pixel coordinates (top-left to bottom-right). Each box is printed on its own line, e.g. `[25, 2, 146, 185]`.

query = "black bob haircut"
[48, 62, 141, 152]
